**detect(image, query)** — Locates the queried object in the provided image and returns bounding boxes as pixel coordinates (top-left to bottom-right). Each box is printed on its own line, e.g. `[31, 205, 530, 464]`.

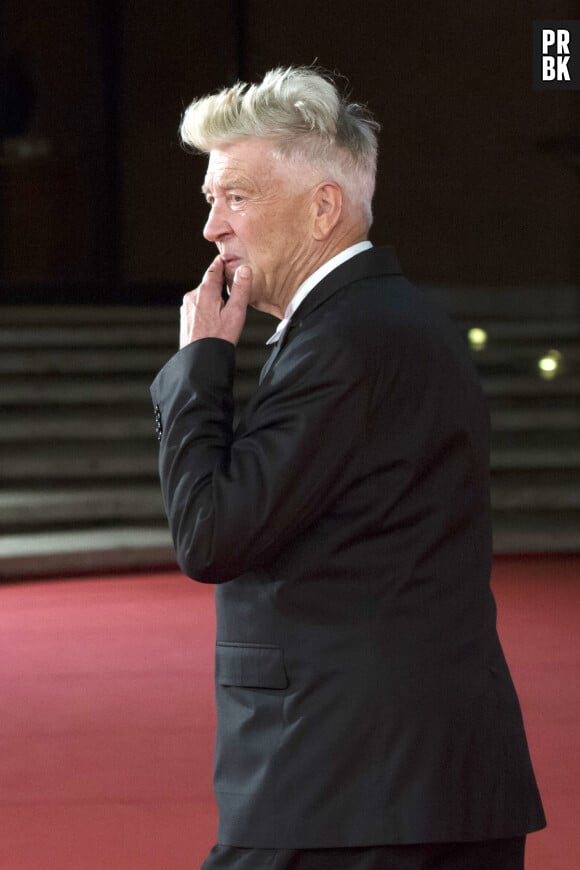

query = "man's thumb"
[222, 264, 251, 344]
[232, 264, 252, 296]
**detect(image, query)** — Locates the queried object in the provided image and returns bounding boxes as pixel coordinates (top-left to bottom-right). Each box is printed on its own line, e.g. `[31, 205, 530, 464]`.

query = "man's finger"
[218, 263, 251, 345]
[181, 289, 198, 308]
[206, 253, 224, 274]
[228, 264, 252, 307]
[200, 255, 224, 294]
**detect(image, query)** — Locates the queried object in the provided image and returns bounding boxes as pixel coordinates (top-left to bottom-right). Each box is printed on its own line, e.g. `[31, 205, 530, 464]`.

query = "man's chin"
[223, 258, 246, 284]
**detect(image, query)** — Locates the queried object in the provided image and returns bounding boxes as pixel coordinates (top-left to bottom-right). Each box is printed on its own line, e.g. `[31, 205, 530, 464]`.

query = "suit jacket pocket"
[216, 642, 289, 690]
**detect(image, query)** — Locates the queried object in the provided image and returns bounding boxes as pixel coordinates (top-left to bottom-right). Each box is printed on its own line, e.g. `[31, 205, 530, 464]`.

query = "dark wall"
[241, 0, 578, 286]
[0, 0, 103, 285]
[121, 0, 239, 290]
[1, 1, 578, 301]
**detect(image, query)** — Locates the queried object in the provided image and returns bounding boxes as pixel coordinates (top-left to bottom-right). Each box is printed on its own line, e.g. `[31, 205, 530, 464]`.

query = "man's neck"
[255, 230, 369, 319]
[262, 241, 373, 349]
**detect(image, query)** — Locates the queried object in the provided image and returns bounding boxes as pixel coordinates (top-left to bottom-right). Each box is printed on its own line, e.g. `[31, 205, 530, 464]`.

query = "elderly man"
[151, 67, 545, 870]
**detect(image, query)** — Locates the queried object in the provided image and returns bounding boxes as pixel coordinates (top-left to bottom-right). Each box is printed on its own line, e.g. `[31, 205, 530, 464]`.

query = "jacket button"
[154, 405, 163, 439]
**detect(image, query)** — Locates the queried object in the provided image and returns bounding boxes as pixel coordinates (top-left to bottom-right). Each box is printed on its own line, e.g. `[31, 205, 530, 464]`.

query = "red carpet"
[0, 556, 577, 869]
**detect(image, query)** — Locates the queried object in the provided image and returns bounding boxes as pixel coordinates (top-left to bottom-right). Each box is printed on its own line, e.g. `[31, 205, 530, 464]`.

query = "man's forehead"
[203, 140, 278, 189]
[203, 164, 253, 191]
[202, 174, 238, 192]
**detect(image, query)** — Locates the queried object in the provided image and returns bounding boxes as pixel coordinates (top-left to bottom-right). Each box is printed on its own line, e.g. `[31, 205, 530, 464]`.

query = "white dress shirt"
[265, 241, 373, 345]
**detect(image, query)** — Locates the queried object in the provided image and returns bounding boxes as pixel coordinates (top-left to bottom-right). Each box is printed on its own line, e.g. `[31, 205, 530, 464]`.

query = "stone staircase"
[0, 306, 271, 578]
[1, 293, 579, 578]
[470, 322, 580, 552]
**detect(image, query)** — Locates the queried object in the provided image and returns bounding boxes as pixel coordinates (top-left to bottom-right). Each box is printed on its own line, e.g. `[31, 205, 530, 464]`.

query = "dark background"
[1, 0, 578, 304]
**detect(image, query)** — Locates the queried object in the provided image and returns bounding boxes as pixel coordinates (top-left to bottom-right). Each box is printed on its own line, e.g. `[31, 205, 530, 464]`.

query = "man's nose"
[203, 204, 230, 242]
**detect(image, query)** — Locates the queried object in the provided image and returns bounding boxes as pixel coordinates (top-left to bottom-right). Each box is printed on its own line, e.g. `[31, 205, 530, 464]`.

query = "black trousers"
[201, 837, 526, 869]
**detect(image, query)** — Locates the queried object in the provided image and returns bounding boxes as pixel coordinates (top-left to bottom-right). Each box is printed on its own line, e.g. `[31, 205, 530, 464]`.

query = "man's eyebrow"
[201, 175, 255, 195]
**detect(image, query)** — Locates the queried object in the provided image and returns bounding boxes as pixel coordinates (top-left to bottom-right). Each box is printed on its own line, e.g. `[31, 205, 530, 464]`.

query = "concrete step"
[0, 410, 156, 441]
[0, 324, 180, 348]
[0, 442, 159, 480]
[490, 408, 580, 430]
[0, 526, 175, 579]
[457, 320, 580, 342]
[0, 377, 157, 405]
[0, 304, 275, 328]
[0, 305, 180, 324]
[424, 283, 579, 321]
[0, 485, 164, 526]
[492, 512, 580, 554]
[473, 346, 580, 370]
[0, 306, 274, 348]
[471, 339, 580, 355]
[0, 345, 268, 374]
[0, 375, 257, 405]
[0, 348, 170, 375]
[0, 324, 270, 348]
[482, 375, 580, 398]
[0, 324, 271, 350]
[491, 446, 580, 470]
[491, 481, 580, 510]
[491, 429, 578, 449]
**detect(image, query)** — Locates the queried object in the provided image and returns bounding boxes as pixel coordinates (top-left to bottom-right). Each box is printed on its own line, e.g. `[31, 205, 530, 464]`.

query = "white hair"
[180, 66, 380, 229]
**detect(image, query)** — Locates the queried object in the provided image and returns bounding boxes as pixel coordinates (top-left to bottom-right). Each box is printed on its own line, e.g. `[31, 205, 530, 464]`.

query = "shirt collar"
[265, 241, 373, 345]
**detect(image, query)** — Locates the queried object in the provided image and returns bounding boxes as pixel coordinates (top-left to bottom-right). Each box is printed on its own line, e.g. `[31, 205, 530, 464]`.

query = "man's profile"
[151, 66, 545, 870]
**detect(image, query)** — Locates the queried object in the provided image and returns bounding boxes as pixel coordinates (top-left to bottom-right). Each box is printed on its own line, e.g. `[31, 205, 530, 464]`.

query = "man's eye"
[205, 195, 214, 206]
[230, 194, 244, 204]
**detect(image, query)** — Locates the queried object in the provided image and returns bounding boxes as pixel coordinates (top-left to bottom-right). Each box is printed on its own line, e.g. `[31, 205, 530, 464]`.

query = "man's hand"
[180, 255, 251, 349]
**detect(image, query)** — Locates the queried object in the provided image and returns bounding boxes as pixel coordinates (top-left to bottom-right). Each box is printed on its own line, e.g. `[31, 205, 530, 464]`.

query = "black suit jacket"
[151, 247, 545, 848]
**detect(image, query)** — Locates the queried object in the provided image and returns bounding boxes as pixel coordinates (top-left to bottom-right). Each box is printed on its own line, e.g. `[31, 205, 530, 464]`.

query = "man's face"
[202, 138, 316, 312]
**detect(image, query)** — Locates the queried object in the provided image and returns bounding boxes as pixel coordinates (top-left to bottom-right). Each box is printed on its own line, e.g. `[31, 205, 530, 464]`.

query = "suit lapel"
[258, 247, 401, 384]
[291, 245, 400, 323]
[259, 336, 286, 384]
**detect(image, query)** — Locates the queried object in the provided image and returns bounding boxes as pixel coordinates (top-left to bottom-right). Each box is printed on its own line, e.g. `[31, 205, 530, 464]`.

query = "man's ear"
[311, 182, 343, 240]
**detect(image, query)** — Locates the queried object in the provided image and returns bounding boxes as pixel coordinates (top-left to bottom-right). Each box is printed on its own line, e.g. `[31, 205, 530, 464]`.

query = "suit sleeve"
[150, 333, 370, 583]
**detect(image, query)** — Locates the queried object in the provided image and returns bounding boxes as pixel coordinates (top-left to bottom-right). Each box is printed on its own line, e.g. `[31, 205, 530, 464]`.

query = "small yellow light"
[538, 349, 563, 380]
[468, 327, 488, 351]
